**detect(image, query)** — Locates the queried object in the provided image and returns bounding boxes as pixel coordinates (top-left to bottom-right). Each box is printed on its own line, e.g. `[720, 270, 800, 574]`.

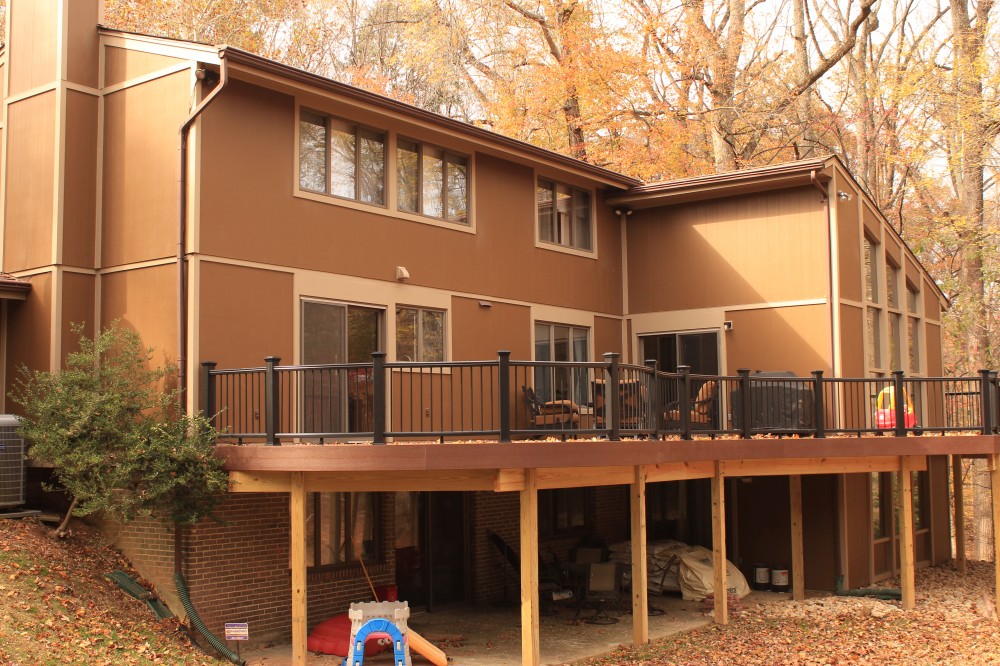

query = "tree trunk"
[55, 496, 78, 538]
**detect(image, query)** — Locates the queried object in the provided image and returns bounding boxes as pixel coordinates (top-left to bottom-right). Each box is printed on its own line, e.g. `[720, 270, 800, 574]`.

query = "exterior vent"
[0, 415, 25, 508]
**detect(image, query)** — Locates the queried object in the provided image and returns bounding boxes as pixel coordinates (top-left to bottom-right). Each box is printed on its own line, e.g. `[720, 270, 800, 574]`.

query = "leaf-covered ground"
[5, 515, 1000, 665]
[584, 560, 1000, 665]
[0, 518, 221, 666]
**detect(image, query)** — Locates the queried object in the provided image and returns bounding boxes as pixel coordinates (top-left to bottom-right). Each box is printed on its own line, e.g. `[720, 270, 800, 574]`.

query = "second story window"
[299, 110, 385, 205]
[397, 139, 469, 224]
[537, 179, 592, 251]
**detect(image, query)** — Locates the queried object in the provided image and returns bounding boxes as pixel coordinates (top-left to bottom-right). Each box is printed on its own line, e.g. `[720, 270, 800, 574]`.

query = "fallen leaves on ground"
[0, 517, 222, 665]
[584, 561, 1000, 665]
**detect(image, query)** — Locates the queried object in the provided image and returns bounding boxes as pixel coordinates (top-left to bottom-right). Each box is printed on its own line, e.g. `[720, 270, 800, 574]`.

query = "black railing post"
[645, 359, 659, 434]
[498, 351, 512, 443]
[605, 352, 621, 440]
[980, 369, 994, 435]
[679, 365, 692, 440]
[892, 370, 906, 437]
[372, 352, 387, 444]
[811, 370, 825, 438]
[201, 361, 217, 428]
[264, 356, 281, 446]
[738, 368, 752, 439]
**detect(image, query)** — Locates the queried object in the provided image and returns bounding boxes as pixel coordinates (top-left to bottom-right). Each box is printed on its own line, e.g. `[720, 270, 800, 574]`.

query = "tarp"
[609, 541, 750, 601]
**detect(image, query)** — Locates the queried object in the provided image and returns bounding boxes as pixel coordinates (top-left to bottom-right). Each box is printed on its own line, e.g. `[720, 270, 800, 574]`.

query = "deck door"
[301, 300, 382, 434]
[640, 331, 719, 374]
[395, 491, 469, 610]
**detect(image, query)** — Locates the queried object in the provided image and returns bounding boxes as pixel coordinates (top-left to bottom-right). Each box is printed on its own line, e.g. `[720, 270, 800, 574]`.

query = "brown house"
[1, 2, 994, 665]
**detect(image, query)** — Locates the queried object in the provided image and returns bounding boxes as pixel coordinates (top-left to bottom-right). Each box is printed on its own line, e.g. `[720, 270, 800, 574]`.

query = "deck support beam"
[520, 468, 540, 666]
[711, 461, 727, 624]
[953, 454, 966, 572]
[630, 465, 649, 644]
[290, 471, 307, 665]
[992, 454, 1000, 618]
[899, 458, 916, 610]
[789, 474, 805, 601]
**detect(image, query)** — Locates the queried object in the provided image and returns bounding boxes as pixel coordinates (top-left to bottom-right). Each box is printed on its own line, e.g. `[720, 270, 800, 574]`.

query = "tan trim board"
[53, 81, 65, 266]
[101, 62, 194, 96]
[3, 82, 58, 106]
[98, 257, 178, 274]
[100, 32, 221, 64]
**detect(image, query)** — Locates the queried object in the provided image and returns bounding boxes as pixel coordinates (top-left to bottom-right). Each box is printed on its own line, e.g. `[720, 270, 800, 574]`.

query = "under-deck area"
[217, 434, 1000, 665]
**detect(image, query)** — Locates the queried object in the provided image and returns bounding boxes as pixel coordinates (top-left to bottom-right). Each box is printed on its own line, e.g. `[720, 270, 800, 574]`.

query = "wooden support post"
[711, 461, 727, 625]
[520, 468, 540, 666]
[953, 454, 966, 573]
[789, 474, 805, 601]
[899, 458, 916, 610]
[290, 471, 307, 665]
[992, 454, 1000, 619]
[631, 466, 649, 645]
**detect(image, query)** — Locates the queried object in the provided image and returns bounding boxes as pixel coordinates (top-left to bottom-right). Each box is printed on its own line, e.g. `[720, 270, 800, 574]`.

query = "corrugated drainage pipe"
[175, 572, 245, 665]
[834, 575, 902, 600]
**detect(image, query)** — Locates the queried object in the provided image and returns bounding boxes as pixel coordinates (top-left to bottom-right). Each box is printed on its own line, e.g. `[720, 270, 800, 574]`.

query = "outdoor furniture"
[523, 386, 580, 429]
[592, 378, 648, 430]
[665, 379, 717, 430]
[575, 562, 624, 624]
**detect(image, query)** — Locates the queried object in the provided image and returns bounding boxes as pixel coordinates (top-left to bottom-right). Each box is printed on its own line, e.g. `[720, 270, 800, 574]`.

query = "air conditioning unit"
[0, 415, 25, 508]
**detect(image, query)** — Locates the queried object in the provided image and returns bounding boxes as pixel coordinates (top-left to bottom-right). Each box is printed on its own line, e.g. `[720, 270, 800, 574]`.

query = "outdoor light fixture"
[837, 191, 852, 201]
[395, 266, 410, 281]
[723, 320, 734, 331]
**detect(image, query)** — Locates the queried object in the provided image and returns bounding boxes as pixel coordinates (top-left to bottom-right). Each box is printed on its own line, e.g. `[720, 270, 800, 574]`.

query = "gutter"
[178, 52, 229, 415]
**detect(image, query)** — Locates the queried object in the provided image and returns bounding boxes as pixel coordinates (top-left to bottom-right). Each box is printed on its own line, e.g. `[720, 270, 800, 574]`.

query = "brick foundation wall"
[107, 492, 395, 645]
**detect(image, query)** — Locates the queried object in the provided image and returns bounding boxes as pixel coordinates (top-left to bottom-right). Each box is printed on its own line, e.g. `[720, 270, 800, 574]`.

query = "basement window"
[305, 492, 381, 568]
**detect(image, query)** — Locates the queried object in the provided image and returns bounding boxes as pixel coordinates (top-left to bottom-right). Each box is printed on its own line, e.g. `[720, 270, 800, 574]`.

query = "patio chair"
[665, 379, 717, 431]
[577, 562, 624, 625]
[522, 386, 580, 429]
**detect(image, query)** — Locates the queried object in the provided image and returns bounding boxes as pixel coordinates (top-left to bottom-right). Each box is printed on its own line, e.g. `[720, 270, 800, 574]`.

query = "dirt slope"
[0, 517, 222, 666]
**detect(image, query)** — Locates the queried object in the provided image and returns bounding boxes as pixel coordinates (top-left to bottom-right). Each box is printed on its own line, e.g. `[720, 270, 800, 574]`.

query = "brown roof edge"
[217, 47, 641, 189]
[0, 273, 32, 297]
[609, 156, 835, 206]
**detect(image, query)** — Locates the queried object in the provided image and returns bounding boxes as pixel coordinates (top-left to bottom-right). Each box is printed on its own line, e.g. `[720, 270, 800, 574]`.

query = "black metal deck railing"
[201, 353, 999, 445]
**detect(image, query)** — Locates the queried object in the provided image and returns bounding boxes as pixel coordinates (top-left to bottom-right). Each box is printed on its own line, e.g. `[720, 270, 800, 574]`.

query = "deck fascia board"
[217, 435, 998, 476]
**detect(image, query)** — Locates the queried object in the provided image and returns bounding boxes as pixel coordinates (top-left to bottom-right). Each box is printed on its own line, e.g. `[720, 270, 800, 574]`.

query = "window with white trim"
[537, 179, 592, 251]
[397, 139, 469, 224]
[299, 110, 386, 205]
[396, 307, 445, 362]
